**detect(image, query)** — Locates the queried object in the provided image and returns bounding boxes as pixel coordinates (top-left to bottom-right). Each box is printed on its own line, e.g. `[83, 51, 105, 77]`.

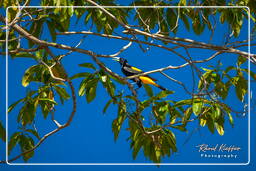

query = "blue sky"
[1, 4, 256, 171]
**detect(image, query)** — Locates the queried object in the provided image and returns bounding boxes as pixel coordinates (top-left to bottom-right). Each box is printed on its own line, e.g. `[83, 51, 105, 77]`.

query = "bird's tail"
[156, 84, 167, 91]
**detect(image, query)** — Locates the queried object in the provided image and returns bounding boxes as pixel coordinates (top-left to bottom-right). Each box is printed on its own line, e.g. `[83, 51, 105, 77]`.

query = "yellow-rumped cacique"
[112, 57, 167, 91]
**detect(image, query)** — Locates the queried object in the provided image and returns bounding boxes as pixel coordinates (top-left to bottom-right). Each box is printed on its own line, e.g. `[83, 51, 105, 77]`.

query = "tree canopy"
[0, 0, 255, 164]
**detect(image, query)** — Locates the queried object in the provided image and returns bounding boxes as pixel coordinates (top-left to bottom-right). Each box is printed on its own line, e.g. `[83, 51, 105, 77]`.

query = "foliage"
[0, 0, 255, 164]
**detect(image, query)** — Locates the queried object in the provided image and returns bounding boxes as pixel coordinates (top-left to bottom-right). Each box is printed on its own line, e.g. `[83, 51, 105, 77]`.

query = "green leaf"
[132, 136, 144, 159]
[182, 107, 192, 125]
[206, 117, 215, 134]
[215, 122, 224, 136]
[74, 8, 86, 23]
[78, 75, 97, 96]
[84, 11, 92, 24]
[125, 95, 138, 103]
[78, 79, 87, 96]
[47, 20, 56, 42]
[86, 83, 98, 103]
[155, 146, 161, 163]
[164, 130, 177, 152]
[79, 63, 96, 70]
[143, 84, 153, 97]
[70, 72, 91, 80]
[18, 101, 37, 126]
[227, 112, 234, 127]
[220, 11, 226, 24]
[54, 86, 70, 100]
[19, 135, 34, 162]
[153, 103, 169, 124]
[103, 99, 113, 114]
[8, 98, 24, 113]
[12, 52, 36, 59]
[192, 100, 203, 116]
[0, 121, 6, 142]
[224, 66, 236, 74]
[8, 132, 21, 155]
[25, 129, 40, 140]
[169, 125, 187, 132]
[22, 65, 40, 87]
[154, 90, 174, 100]
[180, 12, 190, 31]
[212, 106, 221, 120]
[39, 101, 51, 119]
[28, 20, 43, 48]
[112, 114, 126, 141]
[166, 8, 178, 32]
[174, 99, 192, 107]
[38, 98, 57, 105]
[235, 73, 247, 102]
[199, 116, 207, 127]
[237, 55, 247, 66]
[179, 0, 187, 6]
[99, 72, 116, 97]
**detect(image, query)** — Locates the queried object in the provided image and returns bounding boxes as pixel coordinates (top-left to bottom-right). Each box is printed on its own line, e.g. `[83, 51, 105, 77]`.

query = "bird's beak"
[112, 57, 120, 62]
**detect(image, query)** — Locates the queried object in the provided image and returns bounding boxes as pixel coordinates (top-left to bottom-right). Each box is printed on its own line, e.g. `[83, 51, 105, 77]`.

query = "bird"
[112, 57, 167, 91]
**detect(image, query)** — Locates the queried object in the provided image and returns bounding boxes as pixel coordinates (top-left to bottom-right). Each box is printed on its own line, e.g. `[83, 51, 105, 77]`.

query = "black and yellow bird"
[113, 57, 167, 91]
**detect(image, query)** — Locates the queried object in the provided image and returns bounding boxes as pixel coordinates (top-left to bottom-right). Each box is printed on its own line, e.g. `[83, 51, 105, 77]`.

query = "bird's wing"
[131, 66, 143, 72]
[123, 66, 143, 74]
[129, 66, 157, 81]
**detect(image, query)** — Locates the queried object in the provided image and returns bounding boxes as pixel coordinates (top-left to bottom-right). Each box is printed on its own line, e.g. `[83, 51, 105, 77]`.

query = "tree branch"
[83, 1, 254, 61]
[4, 46, 77, 164]
[126, 51, 223, 80]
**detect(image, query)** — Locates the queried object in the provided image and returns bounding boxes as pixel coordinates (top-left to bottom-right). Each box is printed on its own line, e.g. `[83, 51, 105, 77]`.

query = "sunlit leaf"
[22, 65, 40, 87]
[192, 100, 203, 116]
[215, 122, 224, 136]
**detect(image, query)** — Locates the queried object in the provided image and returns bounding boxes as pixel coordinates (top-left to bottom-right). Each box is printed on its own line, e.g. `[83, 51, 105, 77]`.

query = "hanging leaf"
[112, 114, 126, 141]
[192, 100, 203, 116]
[8, 98, 25, 113]
[22, 65, 40, 87]
[143, 84, 153, 97]
[8, 132, 21, 155]
[19, 135, 35, 162]
[70, 72, 91, 80]
[215, 122, 224, 136]
[206, 116, 215, 134]
[54, 86, 70, 100]
[79, 63, 96, 70]
[235, 72, 247, 102]
[0, 121, 6, 142]
[103, 99, 113, 114]
[25, 129, 40, 140]
[46, 20, 56, 42]
[86, 83, 98, 103]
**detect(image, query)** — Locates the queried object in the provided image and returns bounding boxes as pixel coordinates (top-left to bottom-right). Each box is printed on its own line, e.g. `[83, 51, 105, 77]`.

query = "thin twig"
[126, 51, 223, 80]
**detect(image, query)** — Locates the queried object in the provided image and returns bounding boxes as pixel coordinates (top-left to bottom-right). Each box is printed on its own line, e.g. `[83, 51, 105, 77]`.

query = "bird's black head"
[112, 57, 128, 66]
